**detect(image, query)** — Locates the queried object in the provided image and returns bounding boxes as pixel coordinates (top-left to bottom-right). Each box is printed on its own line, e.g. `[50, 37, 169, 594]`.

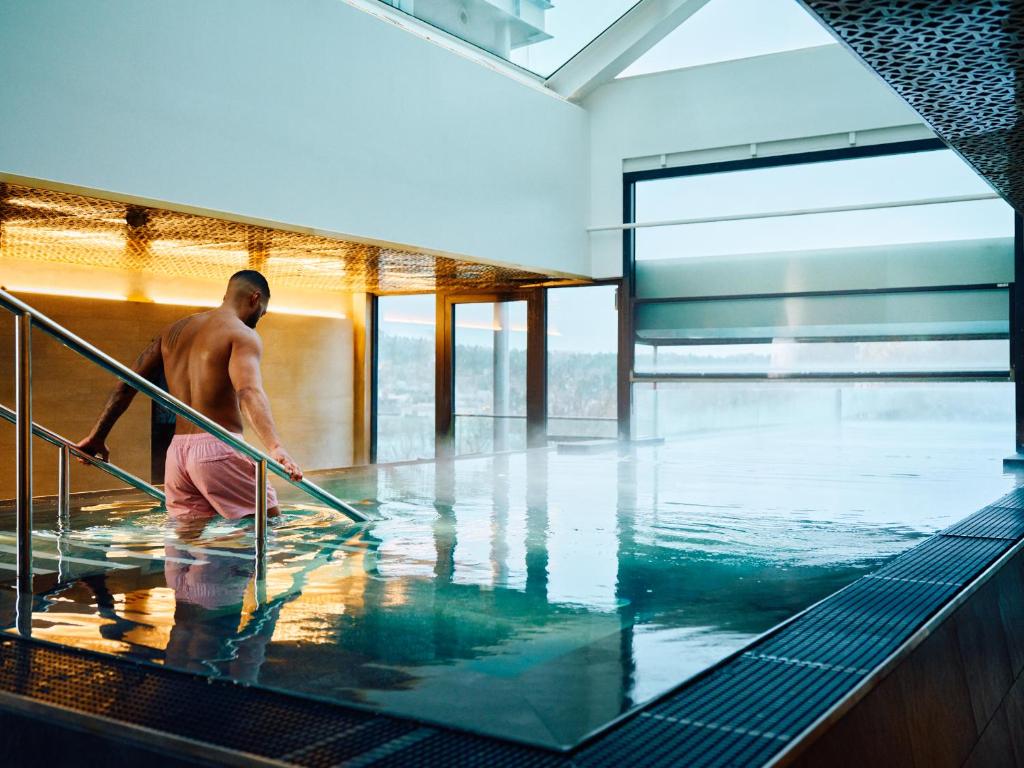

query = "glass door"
[436, 290, 545, 458]
[453, 300, 528, 455]
[376, 294, 437, 462]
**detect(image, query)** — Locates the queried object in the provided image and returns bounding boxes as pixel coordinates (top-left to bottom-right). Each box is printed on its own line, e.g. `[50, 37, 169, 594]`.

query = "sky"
[511, 0, 641, 77]
[617, 0, 838, 78]
[506, 0, 839, 79]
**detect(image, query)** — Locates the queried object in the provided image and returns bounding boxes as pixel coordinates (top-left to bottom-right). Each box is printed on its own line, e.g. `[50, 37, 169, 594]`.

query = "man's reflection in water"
[163, 516, 278, 684]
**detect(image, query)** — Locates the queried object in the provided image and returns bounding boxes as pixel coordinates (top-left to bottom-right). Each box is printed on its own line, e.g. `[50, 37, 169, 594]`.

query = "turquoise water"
[0, 422, 1015, 748]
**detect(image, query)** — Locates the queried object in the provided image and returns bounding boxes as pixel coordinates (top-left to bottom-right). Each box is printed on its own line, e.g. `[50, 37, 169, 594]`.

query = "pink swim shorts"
[164, 432, 278, 521]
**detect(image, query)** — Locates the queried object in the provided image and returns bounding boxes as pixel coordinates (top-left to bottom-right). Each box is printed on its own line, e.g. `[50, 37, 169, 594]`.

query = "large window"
[633, 149, 1009, 265]
[632, 381, 1014, 439]
[627, 142, 1018, 438]
[547, 285, 618, 439]
[634, 339, 1010, 377]
[453, 300, 528, 455]
[376, 294, 435, 462]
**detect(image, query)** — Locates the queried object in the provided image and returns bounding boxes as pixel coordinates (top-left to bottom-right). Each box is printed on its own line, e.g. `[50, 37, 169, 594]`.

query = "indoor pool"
[0, 422, 1016, 749]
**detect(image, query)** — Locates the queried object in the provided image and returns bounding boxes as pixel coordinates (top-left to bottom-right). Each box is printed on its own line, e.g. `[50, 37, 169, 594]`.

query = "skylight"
[617, 0, 838, 79]
[375, 0, 641, 78]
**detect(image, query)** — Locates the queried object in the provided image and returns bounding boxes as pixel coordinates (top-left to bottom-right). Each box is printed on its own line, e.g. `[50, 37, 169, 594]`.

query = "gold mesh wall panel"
[0, 183, 580, 294]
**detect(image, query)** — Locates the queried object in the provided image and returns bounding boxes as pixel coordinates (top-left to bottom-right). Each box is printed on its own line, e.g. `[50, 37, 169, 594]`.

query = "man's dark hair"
[229, 269, 270, 299]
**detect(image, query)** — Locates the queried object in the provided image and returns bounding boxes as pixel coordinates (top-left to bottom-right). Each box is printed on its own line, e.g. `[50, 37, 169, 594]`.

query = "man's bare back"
[162, 309, 261, 437]
[76, 271, 302, 521]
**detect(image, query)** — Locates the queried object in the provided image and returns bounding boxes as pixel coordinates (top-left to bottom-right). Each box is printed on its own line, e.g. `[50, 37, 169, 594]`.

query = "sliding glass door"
[437, 291, 546, 458]
[452, 300, 528, 455]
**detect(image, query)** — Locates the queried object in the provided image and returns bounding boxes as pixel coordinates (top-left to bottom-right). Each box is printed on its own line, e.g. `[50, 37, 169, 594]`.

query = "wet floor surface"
[0, 422, 1017, 748]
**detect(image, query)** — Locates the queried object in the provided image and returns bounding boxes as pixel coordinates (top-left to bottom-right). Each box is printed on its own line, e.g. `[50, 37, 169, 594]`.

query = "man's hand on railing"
[270, 445, 303, 481]
[75, 434, 110, 464]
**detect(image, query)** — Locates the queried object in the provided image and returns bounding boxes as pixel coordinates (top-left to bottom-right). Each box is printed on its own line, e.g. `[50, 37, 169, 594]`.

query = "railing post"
[57, 443, 71, 528]
[255, 458, 268, 580]
[57, 443, 71, 583]
[15, 311, 33, 597]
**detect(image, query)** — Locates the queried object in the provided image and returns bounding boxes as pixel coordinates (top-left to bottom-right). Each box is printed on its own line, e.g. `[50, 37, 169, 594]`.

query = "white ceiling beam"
[546, 0, 713, 101]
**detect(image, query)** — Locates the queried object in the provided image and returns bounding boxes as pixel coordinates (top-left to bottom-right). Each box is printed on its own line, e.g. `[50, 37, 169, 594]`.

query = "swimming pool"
[0, 422, 1015, 749]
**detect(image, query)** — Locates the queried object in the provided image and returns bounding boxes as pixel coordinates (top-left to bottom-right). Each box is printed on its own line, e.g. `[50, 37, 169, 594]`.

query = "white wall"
[0, 0, 589, 276]
[0, 6, 936, 282]
[584, 45, 932, 277]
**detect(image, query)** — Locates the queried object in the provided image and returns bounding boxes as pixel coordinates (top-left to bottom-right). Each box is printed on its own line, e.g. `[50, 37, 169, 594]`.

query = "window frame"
[620, 139, 1017, 425]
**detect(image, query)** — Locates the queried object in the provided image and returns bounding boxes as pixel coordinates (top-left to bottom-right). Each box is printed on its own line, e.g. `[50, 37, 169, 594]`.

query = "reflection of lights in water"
[120, 587, 177, 652]
[26, 610, 133, 656]
[381, 578, 408, 608]
[270, 548, 370, 645]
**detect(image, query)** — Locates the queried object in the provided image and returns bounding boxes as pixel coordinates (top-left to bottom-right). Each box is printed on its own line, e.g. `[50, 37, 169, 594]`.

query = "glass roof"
[376, 0, 641, 78]
[617, 0, 837, 79]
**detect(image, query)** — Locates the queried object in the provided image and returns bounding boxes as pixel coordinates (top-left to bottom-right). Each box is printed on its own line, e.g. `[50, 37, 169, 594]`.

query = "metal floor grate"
[2, 493, 1022, 767]
[945, 505, 1024, 540]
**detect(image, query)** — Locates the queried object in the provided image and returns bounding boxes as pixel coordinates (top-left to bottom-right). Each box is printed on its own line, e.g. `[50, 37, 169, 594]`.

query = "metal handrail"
[451, 413, 618, 422]
[0, 289, 365, 521]
[0, 402, 165, 503]
[586, 192, 1003, 232]
[1, 286, 370, 595]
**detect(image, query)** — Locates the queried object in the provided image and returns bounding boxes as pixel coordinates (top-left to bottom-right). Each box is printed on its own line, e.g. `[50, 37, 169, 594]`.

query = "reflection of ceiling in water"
[0, 183, 583, 294]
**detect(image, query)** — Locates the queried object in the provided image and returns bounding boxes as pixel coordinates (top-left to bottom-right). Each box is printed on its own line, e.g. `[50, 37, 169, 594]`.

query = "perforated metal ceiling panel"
[799, 0, 1024, 216]
[0, 183, 579, 295]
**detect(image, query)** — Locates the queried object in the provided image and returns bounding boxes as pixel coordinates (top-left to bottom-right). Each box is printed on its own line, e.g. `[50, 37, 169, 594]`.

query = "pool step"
[0, 532, 153, 590]
[557, 437, 665, 455]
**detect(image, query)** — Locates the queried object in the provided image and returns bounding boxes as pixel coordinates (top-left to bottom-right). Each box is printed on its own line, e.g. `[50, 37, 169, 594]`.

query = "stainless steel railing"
[0, 402, 165, 507]
[1, 287, 369, 594]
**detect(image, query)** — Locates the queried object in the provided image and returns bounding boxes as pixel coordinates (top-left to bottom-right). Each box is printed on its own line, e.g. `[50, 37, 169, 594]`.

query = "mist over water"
[1, 421, 1014, 747]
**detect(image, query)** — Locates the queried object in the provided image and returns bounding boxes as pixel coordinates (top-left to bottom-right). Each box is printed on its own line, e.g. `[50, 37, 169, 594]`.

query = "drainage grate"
[945, 504, 1024, 540]
[367, 731, 567, 768]
[0, 637, 391, 763]
[991, 486, 1024, 509]
[572, 510, 1021, 767]
[0, 636, 572, 768]
[591, 658, 862, 768]
[1, 489, 1022, 767]
[869, 534, 1007, 584]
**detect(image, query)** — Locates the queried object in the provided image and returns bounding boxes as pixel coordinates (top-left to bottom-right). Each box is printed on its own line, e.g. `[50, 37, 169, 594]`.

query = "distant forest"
[378, 335, 616, 418]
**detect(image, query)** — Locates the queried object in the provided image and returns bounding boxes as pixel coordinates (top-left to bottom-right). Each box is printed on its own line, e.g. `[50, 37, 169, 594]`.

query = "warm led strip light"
[4, 286, 346, 319]
[2, 285, 128, 302]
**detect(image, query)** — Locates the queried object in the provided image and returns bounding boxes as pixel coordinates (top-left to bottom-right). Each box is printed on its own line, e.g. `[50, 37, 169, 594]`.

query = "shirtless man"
[76, 270, 302, 521]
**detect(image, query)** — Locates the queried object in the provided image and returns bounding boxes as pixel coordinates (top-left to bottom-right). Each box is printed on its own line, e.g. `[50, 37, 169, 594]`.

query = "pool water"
[0, 422, 1016, 749]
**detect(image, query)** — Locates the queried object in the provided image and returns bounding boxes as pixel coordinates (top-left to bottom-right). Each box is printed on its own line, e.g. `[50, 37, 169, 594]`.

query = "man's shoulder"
[228, 321, 262, 349]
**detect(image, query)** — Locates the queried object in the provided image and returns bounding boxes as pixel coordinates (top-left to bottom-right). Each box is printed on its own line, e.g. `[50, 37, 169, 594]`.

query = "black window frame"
[621, 138, 1016, 385]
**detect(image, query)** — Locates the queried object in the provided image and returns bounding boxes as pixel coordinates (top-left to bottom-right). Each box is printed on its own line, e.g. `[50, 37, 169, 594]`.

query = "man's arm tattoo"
[166, 316, 192, 350]
[90, 336, 160, 439]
